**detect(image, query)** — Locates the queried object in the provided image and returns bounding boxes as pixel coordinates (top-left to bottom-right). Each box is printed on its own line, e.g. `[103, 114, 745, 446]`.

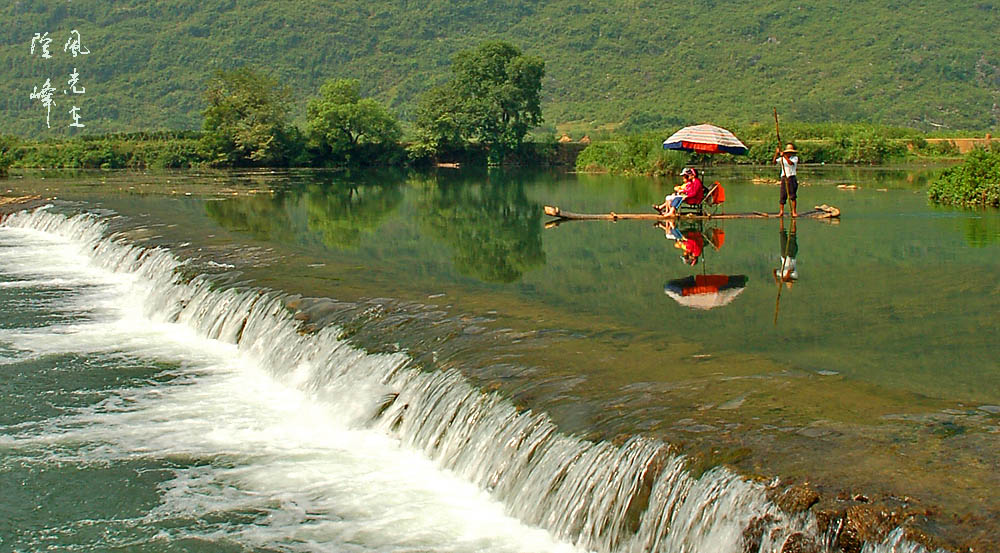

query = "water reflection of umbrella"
[665, 274, 748, 310]
[662, 124, 748, 155]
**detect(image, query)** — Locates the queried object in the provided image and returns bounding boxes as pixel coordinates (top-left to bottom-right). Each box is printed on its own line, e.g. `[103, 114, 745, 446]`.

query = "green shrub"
[575, 134, 686, 175]
[908, 138, 960, 157]
[740, 140, 779, 165]
[146, 140, 212, 168]
[802, 142, 847, 164]
[575, 141, 622, 172]
[12, 137, 212, 169]
[928, 148, 1000, 207]
[837, 128, 908, 164]
[928, 140, 960, 156]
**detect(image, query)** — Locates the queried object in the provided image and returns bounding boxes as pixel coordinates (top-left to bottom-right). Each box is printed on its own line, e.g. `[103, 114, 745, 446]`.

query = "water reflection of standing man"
[774, 218, 798, 287]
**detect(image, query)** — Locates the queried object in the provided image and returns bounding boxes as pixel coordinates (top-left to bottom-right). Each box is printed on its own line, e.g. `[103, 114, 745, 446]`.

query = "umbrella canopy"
[662, 124, 748, 155]
[664, 274, 748, 310]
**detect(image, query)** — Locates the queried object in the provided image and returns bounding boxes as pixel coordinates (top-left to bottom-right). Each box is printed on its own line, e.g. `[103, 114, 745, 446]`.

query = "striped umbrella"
[662, 124, 748, 155]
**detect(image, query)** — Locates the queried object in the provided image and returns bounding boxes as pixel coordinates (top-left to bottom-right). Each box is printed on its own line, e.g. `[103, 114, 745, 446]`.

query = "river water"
[0, 166, 996, 552]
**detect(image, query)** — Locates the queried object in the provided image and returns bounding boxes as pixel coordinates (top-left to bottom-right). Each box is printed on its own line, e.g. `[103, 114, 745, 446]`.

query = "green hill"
[3, 1, 999, 137]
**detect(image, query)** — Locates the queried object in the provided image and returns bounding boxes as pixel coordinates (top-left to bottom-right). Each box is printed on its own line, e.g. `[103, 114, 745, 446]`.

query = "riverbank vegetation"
[573, 123, 980, 175]
[3, 132, 208, 170]
[4, 116, 986, 174]
[928, 147, 1000, 207]
[1, 122, 988, 175]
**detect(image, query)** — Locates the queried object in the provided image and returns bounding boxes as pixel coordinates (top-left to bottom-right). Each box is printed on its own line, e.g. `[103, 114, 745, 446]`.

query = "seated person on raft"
[655, 167, 705, 216]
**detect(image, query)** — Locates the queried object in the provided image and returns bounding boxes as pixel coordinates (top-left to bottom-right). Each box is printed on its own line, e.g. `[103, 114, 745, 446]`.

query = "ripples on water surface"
[1, 166, 996, 551]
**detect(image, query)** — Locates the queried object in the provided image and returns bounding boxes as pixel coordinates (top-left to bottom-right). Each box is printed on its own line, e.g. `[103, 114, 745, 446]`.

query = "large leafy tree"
[415, 41, 544, 163]
[411, 85, 466, 161]
[307, 79, 402, 165]
[202, 67, 294, 166]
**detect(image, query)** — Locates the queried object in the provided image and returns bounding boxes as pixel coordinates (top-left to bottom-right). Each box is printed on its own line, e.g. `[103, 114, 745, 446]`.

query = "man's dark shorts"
[780, 175, 798, 204]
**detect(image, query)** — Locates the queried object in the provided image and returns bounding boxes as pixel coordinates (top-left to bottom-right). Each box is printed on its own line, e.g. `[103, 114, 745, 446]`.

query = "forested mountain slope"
[4, 0, 999, 136]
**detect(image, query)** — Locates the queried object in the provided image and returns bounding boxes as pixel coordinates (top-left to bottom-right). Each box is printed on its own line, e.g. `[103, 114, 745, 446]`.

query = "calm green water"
[3, 165, 999, 547]
[74, 165, 993, 401]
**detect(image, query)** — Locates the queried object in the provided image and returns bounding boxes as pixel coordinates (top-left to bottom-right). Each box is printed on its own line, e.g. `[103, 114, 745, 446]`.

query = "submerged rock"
[740, 514, 771, 553]
[776, 482, 820, 514]
[781, 532, 820, 553]
[839, 504, 886, 552]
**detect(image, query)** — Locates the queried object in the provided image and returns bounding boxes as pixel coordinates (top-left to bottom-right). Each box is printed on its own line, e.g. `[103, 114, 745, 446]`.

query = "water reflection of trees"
[204, 192, 297, 242]
[417, 173, 545, 283]
[962, 216, 1000, 247]
[203, 171, 404, 250]
[303, 177, 403, 249]
[801, 166, 938, 188]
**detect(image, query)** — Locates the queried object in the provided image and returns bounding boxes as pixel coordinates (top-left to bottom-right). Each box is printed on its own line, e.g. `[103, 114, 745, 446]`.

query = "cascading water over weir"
[0, 207, 932, 553]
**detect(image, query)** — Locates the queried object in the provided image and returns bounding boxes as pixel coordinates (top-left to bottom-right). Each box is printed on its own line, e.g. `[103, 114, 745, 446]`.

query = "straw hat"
[782, 144, 798, 154]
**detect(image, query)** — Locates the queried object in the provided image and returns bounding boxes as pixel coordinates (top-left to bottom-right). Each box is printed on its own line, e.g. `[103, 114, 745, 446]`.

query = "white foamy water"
[0, 207, 940, 553]
[0, 213, 580, 553]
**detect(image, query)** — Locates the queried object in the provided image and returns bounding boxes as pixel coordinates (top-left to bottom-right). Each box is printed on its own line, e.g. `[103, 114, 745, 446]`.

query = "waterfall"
[2, 207, 936, 553]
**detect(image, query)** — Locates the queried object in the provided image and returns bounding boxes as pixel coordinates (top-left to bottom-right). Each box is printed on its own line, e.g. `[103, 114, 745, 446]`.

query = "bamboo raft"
[543, 204, 840, 223]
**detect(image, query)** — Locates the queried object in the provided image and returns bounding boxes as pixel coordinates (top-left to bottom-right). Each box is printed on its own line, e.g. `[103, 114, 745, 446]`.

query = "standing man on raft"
[773, 143, 799, 218]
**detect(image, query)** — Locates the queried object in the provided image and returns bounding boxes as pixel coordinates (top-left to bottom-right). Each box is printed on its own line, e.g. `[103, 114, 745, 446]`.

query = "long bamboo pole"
[774, 108, 789, 199]
[773, 108, 792, 325]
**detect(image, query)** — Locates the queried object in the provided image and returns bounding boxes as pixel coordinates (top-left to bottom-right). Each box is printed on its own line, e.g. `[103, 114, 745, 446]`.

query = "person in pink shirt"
[655, 167, 704, 216]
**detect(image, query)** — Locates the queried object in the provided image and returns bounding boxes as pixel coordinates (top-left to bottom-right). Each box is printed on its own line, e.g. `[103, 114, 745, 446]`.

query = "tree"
[202, 67, 294, 166]
[413, 41, 544, 164]
[410, 84, 465, 162]
[307, 79, 402, 165]
[0, 135, 19, 176]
